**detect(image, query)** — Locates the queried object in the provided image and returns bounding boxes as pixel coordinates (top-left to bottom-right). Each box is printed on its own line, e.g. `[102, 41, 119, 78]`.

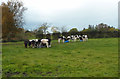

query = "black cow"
[24, 40, 29, 48]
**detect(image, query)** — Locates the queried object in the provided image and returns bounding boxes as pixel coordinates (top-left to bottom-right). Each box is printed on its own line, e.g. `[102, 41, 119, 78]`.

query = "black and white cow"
[24, 38, 51, 48]
[40, 38, 51, 48]
[75, 35, 80, 41]
[82, 35, 88, 41]
[57, 34, 88, 43]
[79, 35, 83, 41]
[27, 39, 40, 48]
[67, 36, 71, 41]
[58, 36, 62, 43]
[58, 36, 66, 43]
[70, 35, 77, 42]
[70, 35, 74, 42]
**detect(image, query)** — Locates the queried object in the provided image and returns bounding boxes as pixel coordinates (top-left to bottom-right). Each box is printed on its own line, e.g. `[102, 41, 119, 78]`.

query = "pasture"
[2, 38, 118, 77]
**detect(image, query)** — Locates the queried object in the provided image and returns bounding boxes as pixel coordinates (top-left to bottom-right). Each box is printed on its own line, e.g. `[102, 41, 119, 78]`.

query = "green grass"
[2, 38, 118, 77]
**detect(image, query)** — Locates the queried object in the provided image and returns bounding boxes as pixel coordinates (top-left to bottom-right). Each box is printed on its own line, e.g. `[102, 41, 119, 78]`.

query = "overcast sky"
[1, 0, 120, 31]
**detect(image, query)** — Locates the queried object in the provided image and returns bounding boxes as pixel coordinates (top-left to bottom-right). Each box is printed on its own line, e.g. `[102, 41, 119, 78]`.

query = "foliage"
[69, 28, 79, 33]
[34, 23, 50, 38]
[39, 23, 50, 34]
[52, 32, 61, 40]
[2, 0, 27, 41]
[2, 4, 17, 40]
[81, 23, 118, 38]
[51, 26, 59, 33]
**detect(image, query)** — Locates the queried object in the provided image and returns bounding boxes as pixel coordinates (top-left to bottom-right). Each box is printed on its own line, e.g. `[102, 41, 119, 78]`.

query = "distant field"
[2, 38, 118, 77]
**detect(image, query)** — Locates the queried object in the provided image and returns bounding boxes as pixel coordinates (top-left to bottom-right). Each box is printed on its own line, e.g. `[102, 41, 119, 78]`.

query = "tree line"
[28, 23, 119, 40]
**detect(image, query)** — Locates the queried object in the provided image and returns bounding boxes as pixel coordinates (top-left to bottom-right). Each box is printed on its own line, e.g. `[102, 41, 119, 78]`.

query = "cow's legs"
[48, 41, 51, 47]
[24, 43, 27, 48]
[39, 42, 42, 48]
[46, 42, 49, 48]
[62, 39, 64, 43]
[58, 39, 61, 43]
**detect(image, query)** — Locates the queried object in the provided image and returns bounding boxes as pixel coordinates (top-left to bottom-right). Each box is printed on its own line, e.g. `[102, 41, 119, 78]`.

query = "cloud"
[1, 0, 119, 30]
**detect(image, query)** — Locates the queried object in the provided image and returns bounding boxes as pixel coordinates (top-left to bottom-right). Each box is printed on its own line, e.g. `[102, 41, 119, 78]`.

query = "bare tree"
[39, 23, 50, 34]
[3, 0, 27, 28]
[58, 26, 67, 33]
[51, 26, 59, 33]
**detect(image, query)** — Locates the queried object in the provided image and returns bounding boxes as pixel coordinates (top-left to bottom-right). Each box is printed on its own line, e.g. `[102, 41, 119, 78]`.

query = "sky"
[1, 0, 120, 32]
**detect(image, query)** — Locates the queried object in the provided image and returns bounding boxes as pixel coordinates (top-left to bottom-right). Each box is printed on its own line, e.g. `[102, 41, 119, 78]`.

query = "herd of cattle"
[58, 35, 88, 43]
[24, 38, 51, 48]
[24, 35, 88, 48]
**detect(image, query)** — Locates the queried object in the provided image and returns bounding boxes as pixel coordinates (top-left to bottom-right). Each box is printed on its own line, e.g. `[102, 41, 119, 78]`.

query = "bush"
[2, 32, 27, 42]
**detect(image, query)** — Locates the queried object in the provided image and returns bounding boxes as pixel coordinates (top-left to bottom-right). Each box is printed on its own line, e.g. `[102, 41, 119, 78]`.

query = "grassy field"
[2, 38, 118, 77]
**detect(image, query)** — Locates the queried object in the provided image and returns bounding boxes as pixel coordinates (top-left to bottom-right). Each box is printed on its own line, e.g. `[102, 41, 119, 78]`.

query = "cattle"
[58, 36, 63, 43]
[70, 35, 77, 42]
[29, 39, 41, 48]
[67, 36, 71, 41]
[24, 40, 29, 48]
[58, 35, 88, 43]
[82, 35, 88, 42]
[24, 38, 51, 48]
[79, 35, 83, 42]
[76, 35, 80, 41]
[84, 35, 88, 41]
[62, 36, 66, 43]
[58, 36, 66, 43]
[70, 35, 74, 42]
[40, 38, 51, 48]
[28, 40, 32, 47]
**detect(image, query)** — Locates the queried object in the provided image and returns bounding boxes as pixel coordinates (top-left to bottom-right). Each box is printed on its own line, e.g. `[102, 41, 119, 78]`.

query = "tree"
[2, 0, 27, 41]
[83, 28, 86, 31]
[39, 23, 50, 34]
[36, 28, 43, 34]
[69, 28, 78, 33]
[6, 0, 27, 28]
[35, 29, 44, 39]
[80, 23, 118, 38]
[51, 26, 59, 33]
[2, 4, 16, 39]
[58, 26, 67, 33]
[88, 25, 92, 29]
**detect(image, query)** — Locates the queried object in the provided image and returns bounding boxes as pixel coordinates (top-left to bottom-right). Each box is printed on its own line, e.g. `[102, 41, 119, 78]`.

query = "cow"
[58, 36, 66, 43]
[24, 40, 29, 48]
[26, 39, 41, 48]
[28, 40, 32, 48]
[82, 35, 88, 42]
[40, 38, 51, 48]
[70, 35, 74, 42]
[62, 36, 66, 43]
[84, 35, 88, 41]
[58, 36, 63, 43]
[70, 35, 77, 42]
[24, 38, 51, 48]
[67, 36, 71, 41]
[57, 34, 88, 43]
[79, 35, 83, 42]
[75, 35, 80, 41]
